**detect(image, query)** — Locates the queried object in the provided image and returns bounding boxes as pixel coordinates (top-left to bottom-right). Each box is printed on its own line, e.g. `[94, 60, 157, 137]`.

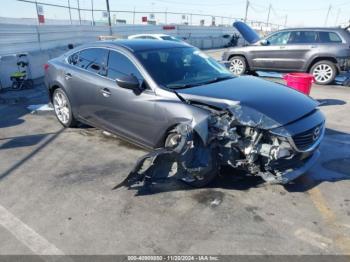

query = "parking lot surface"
[0, 50, 349, 255]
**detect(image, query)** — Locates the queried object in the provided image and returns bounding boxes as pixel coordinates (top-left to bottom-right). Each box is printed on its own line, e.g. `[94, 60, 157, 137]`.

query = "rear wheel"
[310, 60, 337, 85]
[52, 88, 77, 128]
[228, 56, 247, 76]
[165, 131, 218, 188]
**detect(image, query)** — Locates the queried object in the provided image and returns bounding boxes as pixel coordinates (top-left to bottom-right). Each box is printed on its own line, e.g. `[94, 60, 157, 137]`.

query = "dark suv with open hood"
[45, 40, 325, 188]
[223, 22, 350, 85]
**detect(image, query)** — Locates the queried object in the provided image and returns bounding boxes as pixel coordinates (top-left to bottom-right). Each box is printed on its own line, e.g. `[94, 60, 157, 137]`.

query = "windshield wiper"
[166, 76, 234, 90]
[200, 75, 234, 85]
[166, 82, 204, 89]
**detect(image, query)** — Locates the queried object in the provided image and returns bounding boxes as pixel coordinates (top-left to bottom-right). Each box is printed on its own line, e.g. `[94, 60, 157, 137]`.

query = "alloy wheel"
[312, 64, 334, 84]
[229, 58, 245, 75]
[53, 91, 70, 124]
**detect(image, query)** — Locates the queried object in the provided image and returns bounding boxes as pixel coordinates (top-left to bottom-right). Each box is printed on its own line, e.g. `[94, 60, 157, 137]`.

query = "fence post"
[34, 0, 40, 25]
[34, 0, 42, 51]
[133, 7, 135, 24]
[105, 0, 112, 35]
[77, 0, 81, 25]
[91, 0, 95, 26]
[67, 0, 72, 24]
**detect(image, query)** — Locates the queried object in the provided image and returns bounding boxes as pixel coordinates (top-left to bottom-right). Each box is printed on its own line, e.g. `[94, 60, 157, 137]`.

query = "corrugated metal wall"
[0, 23, 236, 55]
[0, 23, 236, 87]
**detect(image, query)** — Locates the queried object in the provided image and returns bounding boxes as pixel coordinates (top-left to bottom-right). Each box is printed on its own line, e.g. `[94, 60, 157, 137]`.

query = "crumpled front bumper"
[275, 150, 320, 184]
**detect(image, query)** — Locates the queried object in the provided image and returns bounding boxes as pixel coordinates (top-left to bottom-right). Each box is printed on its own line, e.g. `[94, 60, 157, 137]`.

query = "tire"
[11, 82, 20, 90]
[165, 131, 218, 188]
[310, 60, 337, 85]
[228, 56, 247, 76]
[52, 88, 77, 128]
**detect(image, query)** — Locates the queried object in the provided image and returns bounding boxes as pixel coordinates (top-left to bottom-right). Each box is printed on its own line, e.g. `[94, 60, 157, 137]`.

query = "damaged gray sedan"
[45, 40, 325, 188]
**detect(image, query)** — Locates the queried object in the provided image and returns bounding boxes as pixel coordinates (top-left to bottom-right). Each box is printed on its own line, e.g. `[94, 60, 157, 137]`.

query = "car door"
[282, 30, 318, 70]
[92, 50, 160, 148]
[65, 48, 109, 122]
[250, 31, 292, 70]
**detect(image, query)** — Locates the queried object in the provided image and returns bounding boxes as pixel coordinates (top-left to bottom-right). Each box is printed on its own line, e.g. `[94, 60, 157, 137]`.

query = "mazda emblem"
[313, 127, 321, 141]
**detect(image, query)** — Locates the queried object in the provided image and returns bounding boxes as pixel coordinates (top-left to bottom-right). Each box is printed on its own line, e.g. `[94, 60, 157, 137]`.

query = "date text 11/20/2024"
[127, 255, 219, 261]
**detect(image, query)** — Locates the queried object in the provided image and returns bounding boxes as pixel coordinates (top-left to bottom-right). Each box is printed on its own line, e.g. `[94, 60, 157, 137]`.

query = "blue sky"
[0, 0, 349, 26]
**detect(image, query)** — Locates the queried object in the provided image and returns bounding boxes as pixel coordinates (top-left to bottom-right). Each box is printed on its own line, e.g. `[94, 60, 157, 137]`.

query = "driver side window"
[266, 31, 291, 45]
[107, 51, 143, 82]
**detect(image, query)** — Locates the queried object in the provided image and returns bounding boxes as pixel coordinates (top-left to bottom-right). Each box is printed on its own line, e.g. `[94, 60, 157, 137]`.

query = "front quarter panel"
[152, 91, 211, 148]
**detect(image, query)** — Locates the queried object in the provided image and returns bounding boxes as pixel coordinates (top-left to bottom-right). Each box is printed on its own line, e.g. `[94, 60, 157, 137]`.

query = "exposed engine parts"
[114, 105, 320, 190]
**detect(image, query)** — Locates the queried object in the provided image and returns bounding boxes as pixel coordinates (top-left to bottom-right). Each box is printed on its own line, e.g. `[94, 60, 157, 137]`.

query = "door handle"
[279, 46, 286, 49]
[64, 72, 73, 80]
[100, 88, 111, 97]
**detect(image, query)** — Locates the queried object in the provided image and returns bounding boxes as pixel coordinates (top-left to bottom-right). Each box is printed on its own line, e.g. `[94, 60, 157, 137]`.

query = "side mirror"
[260, 39, 269, 46]
[116, 75, 140, 90]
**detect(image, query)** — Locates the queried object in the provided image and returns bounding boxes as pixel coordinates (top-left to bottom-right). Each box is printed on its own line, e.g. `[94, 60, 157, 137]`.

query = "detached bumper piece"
[113, 124, 212, 190]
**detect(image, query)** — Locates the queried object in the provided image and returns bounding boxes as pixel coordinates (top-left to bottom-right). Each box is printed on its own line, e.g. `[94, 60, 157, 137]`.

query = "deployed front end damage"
[115, 102, 324, 189]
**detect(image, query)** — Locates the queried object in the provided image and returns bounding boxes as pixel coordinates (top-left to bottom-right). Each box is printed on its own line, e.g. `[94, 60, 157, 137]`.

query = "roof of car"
[278, 27, 345, 32]
[88, 39, 188, 52]
[129, 33, 170, 37]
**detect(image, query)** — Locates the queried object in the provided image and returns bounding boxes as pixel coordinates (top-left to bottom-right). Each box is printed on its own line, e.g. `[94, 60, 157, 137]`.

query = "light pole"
[244, 0, 249, 22]
[266, 4, 271, 27]
[324, 5, 332, 26]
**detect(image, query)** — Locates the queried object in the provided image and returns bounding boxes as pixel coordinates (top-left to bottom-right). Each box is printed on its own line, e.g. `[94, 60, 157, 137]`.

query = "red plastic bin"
[283, 73, 315, 95]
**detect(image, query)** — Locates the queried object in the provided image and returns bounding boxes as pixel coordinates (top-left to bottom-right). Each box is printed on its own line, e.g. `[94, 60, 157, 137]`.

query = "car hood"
[176, 76, 319, 129]
[233, 21, 261, 44]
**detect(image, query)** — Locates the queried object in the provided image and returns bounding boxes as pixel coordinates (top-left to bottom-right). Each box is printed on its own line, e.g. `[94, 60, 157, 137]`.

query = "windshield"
[135, 47, 233, 89]
[160, 36, 182, 42]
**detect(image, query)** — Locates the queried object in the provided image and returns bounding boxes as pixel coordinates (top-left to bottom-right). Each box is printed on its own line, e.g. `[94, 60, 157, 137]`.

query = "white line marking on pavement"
[295, 228, 333, 250]
[0, 204, 64, 255]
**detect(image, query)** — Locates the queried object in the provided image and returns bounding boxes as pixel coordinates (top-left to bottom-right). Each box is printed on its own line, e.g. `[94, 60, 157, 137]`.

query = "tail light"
[44, 63, 49, 72]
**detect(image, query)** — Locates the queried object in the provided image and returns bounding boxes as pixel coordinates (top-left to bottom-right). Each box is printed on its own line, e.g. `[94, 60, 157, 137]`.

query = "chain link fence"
[0, 0, 284, 32]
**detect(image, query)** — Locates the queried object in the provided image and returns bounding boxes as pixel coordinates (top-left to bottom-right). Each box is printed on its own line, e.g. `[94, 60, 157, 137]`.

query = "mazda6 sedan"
[45, 40, 325, 187]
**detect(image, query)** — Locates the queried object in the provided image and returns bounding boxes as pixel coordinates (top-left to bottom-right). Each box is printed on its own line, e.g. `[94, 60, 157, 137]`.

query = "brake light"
[44, 63, 49, 72]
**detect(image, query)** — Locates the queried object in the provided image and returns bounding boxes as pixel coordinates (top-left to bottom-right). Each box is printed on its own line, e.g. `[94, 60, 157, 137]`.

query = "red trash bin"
[283, 73, 315, 95]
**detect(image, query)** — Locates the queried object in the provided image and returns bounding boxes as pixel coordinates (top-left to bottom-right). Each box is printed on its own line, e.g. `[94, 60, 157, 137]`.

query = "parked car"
[128, 33, 184, 42]
[222, 21, 350, 85]
[45, 40, 325, 187]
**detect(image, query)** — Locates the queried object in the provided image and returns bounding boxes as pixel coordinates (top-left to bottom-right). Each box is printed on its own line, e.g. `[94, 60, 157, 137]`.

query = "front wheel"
[310, 60, 337, 85]
[52, 88, 77, 128]
[165, 131, 218, 188]
[228, 56, 247, 76]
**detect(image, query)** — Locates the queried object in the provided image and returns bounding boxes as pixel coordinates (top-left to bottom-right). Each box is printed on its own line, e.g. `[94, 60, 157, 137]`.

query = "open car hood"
[233, 21, 261, 44]
[176, 76, 319, 129]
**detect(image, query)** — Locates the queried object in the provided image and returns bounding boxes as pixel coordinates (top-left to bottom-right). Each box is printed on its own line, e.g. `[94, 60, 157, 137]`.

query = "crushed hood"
[233, 21, 261, 44]
[176, 76, 319, 129]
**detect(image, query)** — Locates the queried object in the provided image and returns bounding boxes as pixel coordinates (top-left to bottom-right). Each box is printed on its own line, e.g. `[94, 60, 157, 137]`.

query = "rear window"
[68, 48, 109, 76]
[319, 32, 342, 43]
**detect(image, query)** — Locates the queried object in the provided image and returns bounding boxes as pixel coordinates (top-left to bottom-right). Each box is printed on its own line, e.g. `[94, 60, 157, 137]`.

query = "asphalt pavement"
[0, 50, 349, 256]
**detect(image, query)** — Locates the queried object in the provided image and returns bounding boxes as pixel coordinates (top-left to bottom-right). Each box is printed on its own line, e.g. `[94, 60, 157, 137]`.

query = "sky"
[0, 0, 349, 27]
